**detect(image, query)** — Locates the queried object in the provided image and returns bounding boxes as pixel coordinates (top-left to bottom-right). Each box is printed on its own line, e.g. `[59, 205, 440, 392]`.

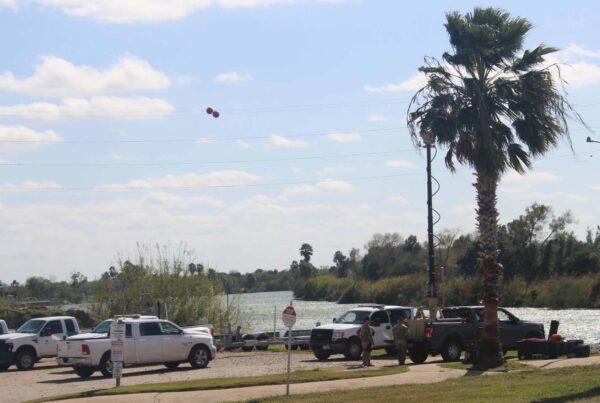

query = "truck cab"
[0, 316, 80, 371]
[310, 305, 414, 361]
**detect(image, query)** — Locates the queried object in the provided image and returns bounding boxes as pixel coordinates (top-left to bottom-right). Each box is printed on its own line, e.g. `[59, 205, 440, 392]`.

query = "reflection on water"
[230, 291, 600, 344]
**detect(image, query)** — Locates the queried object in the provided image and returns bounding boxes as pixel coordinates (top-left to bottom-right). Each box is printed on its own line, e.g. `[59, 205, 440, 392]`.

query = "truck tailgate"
[57, 340, 85, 358]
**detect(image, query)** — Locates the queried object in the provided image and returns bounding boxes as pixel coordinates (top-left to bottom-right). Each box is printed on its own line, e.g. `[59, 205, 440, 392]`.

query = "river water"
[231, 291, 600, 344]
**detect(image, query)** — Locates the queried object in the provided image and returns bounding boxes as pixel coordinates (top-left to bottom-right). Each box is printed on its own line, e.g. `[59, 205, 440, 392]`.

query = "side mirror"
[332, 318, 336, 323]
[372, 319, 381, 327]
[179, 329, 184, 334]
[40, 328, 52, 337]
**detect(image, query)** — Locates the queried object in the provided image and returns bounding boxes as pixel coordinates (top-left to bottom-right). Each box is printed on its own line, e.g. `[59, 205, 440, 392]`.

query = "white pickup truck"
[309, 305, 414, 360]
[57, 317, 217, 378]
[0, 316, 80, 371]
[0, 320, 8, 335]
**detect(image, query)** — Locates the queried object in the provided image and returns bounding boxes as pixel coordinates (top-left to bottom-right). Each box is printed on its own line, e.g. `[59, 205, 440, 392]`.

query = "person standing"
[393, 318, 409, 365]
[357, 318, 375, 367]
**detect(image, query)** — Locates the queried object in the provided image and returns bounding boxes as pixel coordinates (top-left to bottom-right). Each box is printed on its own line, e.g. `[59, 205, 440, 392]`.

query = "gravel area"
[0, 350, 402, 403]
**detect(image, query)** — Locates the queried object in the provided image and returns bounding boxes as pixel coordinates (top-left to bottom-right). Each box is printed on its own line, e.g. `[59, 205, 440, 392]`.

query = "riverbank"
[292, 273, 600, 309]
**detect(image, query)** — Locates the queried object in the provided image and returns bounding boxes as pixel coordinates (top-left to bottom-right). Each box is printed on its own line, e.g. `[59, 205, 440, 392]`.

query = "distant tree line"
[3, 202, 600, 312]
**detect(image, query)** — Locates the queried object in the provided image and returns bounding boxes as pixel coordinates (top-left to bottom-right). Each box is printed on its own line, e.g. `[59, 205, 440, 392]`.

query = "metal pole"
[274, 306, 276, 339]
[425, 140, 437, 316]
[286, 327, 292, 396]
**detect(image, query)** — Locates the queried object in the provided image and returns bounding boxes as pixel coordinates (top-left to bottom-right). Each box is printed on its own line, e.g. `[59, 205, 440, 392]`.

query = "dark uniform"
[357, 320, 375, 366]
[393, 319, 408, 365]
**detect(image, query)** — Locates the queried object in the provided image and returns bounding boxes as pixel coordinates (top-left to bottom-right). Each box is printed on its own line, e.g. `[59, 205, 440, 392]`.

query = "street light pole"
[421, 131, 437, 319]
[587, 136, 600, 144]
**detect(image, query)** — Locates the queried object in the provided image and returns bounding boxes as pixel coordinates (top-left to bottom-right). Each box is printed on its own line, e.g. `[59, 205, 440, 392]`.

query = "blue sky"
[0, 0, 599, 282]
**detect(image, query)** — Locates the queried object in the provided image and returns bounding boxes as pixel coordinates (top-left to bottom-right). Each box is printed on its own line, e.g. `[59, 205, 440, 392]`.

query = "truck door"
[124, 324, 136, 365]
[159, 321, 188, 361]
[137, 322, 163, 363]
[370, 310, 393, 348]
[38, 320, 64, 357]
[498, 309, 520, 349]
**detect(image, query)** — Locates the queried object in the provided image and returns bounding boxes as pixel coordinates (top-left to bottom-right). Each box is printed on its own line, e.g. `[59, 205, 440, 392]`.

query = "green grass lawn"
[30, 365, 409, 402]
[259, 364, 600, 402]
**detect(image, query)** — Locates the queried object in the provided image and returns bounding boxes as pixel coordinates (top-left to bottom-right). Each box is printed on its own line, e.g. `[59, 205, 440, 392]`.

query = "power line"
[0, 172, 430, 191]
[0, 127, 404, 144]
[0, 149, 414, 167]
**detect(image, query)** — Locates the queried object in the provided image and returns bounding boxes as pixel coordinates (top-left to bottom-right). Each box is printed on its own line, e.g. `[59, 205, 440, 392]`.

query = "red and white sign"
[282, 306, 296, 328]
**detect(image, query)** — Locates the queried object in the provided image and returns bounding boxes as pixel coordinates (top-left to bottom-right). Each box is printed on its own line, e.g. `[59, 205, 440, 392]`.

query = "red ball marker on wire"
[206, 107, 219, 118]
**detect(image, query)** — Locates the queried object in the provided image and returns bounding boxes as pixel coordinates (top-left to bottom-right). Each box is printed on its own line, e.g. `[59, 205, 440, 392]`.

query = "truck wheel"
[344, 339, 362, 360]
[99, 353, 113, 378]
[0, 363, 10, 371]
[75, 366, 95, 378]
[189, 345, 210, 369]
[313, 350, 331, 361]
[241, 345, 254, 352]
[384, 346, 397, 355]
[15, 349, 36, 370]
[441, 340, 462, 362]
[408, 343, 428, 364]
[164, 362, 180, 369]
[256, 335, 269, 351]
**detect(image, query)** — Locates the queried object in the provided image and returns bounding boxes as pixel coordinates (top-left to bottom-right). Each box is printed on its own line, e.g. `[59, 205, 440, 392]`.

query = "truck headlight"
[332, 331, 345, 341]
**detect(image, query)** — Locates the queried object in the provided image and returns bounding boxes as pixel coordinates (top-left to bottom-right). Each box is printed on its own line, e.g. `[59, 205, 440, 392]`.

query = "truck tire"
[164, 362, 180, 369]
[408, 343, 428, 364]
[441, 340, 462, 362]
[189, 345, 210, 369]
[256, 335, 269, 351]
[526, 332, 544, 340]
[241, 345, 254, 352]
[344, 339, 362, 360]
[15, 348, 36, 370]
[75, 366, 96, 378]
[313, 350, 331, 361]
[99, 352, 113, 378]
[0, 363, 10, 371]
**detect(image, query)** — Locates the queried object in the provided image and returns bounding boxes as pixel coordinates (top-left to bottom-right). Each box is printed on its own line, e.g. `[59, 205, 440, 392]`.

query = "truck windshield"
[93, 320, 112, 333]
[17, 319, 45, 334]
[336, 311, 371, 324]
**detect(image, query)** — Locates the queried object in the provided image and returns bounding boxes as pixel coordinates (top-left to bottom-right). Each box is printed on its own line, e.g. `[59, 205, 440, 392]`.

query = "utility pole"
[421, 131, 437, 319]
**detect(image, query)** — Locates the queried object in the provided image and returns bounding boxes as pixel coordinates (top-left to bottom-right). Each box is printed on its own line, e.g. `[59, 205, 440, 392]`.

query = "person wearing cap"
[393, 318, 409, 365]
[357, 317, 375, 366]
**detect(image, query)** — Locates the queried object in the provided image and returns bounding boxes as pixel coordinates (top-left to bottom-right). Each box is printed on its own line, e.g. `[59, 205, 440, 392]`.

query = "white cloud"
[326, 131, 362, 143]
[270, 134, 309, 148]
[0, 125, 62, 152]
[290, 166, 302, 174]
[283, 180, 356, 196]
[99, 170, 262, 190]
[386, 195, 409, 205]
[502, 171, 561, 185]
[450, 203, 476, 217]
[0, 96, 174, 121]
[0, 0, 16, 9]
[384, 160, 415, 169]
[540, 44, 600, 88]
[364, 72, 426, 93]
[29, 0, 348, 23]
[238, 140, 254, 149]
[0, 181, 63, 191]
[215, 71, 250, 83]
[0, 55, 170, 98]
[368, 114, 389, 122]
[315, 165, 354, 176]
[144, 192, 225, 209]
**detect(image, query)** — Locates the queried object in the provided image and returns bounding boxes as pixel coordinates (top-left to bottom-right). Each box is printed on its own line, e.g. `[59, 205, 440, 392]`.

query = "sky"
[0, 0, 600, 282]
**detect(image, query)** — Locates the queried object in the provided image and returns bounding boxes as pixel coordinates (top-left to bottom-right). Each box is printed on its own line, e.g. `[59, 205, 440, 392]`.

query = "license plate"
[323, 345, 330, 350]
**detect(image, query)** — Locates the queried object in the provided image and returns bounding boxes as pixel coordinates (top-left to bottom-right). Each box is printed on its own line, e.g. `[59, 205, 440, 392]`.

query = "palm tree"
[408, 7, 582, 367]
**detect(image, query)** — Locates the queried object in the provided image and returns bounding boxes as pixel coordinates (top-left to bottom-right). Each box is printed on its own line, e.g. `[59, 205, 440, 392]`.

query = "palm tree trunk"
[474, 171, 504, 368]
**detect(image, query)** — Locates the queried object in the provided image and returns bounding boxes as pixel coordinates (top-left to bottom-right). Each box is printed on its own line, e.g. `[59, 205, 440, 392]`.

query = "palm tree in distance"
[408, 7, 584, 368]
